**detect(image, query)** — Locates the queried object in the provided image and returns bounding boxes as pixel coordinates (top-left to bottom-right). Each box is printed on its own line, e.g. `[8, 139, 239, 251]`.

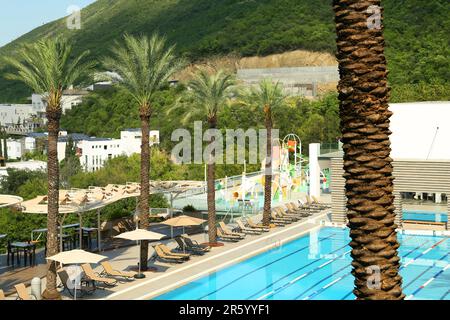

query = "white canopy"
[0, 194, 23, 208]
[46, 249, 107, 265]
[115, 229, 165, 241]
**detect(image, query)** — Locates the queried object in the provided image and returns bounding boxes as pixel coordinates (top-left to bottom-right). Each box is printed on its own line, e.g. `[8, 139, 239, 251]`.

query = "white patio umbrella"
[47, 249, 107, 300]
[162, 215, 206, 252]
[115, 229, 165, 278]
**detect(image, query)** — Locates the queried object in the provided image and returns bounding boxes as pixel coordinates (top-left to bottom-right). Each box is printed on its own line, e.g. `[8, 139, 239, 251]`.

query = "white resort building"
[78, 129, 160, 172]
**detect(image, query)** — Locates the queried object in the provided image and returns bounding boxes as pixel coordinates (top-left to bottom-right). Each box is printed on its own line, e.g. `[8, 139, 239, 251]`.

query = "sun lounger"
[158, 244, 190, 260]
[305, 195, 327, 210]
[274, 207, 300, 221]
[285, 202, 311, 216]
[0, 289, 5, 300]
[57, 269, 96, 297]
[100, 261, 137, 280]
[219, 222, 246, 239]
[181, 235, 211, 251]
[217, 227, 241, 242]
[271, 211, 292, 224]
[152, 245, 185, 263]
[245, 218, 270, 232]
[175, 237, 207, 255]
[14, 283, 36, 300]
[311, 195, 331, 209]
[236, 219, 263, 234]
[82, 264, 118, 287]
[298, 198, 321, 212]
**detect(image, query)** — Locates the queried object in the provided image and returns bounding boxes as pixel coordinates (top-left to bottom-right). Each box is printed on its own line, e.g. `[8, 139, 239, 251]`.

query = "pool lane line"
[402, 251, 450, 291]
[406, 259, 450, 300]
[440, 290, 450, 300]
[106, 212, 329, 300]
[248, 242, 350, 300]
[263, 234, 416, 301]
[402, 237, 448, 268]
[340, 237, 434, 300]
[322, 236, 436, 301]
[197, 233, 337, 300]
[294, 261, 352, 300]
[257, 245, 352, 300]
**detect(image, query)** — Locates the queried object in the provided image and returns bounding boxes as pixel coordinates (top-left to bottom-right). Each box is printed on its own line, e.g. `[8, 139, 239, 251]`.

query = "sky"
[0, 0, 97, 47]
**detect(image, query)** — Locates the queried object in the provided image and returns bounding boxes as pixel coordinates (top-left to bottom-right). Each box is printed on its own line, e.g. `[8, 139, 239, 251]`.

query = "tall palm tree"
[333, 1, 404, 299]
[241, 79, 286, 227]
[4, 38, 94, 299]
[104, 34, 183, 269]
[170, 68, 234, 244]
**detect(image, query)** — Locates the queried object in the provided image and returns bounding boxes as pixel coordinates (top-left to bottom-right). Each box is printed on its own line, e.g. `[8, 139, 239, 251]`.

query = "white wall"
[6, 139, 22, 159]
[0, 104, 35, 126]
[78, 139, 122, 172]
[390, 102, 450, 160]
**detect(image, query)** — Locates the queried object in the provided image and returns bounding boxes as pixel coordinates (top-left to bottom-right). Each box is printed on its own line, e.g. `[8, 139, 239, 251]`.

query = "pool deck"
[101, 209, 331, 300]
[2, 196, 333, 300]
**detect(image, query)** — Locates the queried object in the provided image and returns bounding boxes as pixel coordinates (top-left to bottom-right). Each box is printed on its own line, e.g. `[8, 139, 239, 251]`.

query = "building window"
[104, 145, 107, 150]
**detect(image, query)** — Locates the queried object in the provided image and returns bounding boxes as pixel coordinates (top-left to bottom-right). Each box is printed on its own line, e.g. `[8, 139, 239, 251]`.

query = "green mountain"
[0, 0, 449, 102]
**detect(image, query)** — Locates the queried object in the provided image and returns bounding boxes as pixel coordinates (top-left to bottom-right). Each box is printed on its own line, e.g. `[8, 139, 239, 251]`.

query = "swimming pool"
[403, 210, 448, 223]
[154, 227, 450, 300]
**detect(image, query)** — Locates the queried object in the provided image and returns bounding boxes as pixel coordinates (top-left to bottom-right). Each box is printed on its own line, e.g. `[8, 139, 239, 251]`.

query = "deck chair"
[312, 196, 331, 209]
[174, 237, 206, 255]
[275, 207, 300, 221]
[152, 245, 185, 263]
[219, 221, 246, 239]
[0, 289, 5, 300]
[298, 198, 321, 212]
[271, 211, 291, 223]
[285, 202, 311, 216]
[305, 195, 327, 210]
[236, 219, 262, 235]
[14, 283, 36, 300]
[100, 261, 136, 281]
[181, 235, 211, 251]
[245, 218, 270, 232]
[158, 244, 190, 260]
[82, 264, 117, 287]
[57, 269, 95, 297]
[217, 227, 241, 242]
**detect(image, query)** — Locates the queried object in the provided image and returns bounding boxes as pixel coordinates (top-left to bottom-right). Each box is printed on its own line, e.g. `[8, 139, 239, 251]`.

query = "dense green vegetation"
[0, 0, 449, 102]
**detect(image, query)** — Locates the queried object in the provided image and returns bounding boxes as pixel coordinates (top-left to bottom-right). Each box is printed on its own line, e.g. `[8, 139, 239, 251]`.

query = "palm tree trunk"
[139, 106, 151, 271]
[263, 106, 273, 226]
[207, 119, 217, 243]
[334, 0, 404, 300]
[42, 107, 61, 300]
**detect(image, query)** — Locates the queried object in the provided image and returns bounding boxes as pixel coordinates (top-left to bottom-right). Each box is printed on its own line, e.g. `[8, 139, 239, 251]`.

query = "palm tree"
[170, 68, 234, 244]
[104, 34, 183, 269]
[241, 79, 286, 227]
[333, 1, 404, 299]
[4, 38, 94, 299]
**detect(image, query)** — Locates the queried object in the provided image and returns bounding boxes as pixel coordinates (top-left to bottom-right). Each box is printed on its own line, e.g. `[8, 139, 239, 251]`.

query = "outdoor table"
[9, 242, 36, 267]
[75, 227, 98, 251]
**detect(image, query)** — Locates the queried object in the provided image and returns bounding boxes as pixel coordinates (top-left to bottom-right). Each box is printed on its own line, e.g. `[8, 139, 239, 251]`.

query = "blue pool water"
[154, 227, 450, 300]
[403, 210, 448, 223]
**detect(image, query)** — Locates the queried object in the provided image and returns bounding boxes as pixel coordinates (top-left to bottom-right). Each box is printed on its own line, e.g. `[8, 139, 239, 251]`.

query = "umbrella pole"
[135, 240, 145, 279]
[97, 209, 101, 252]
[79, 213, 83, 249]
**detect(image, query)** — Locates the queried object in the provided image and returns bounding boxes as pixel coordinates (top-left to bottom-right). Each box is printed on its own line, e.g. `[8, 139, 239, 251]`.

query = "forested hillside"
[0, 0, 449, 102]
